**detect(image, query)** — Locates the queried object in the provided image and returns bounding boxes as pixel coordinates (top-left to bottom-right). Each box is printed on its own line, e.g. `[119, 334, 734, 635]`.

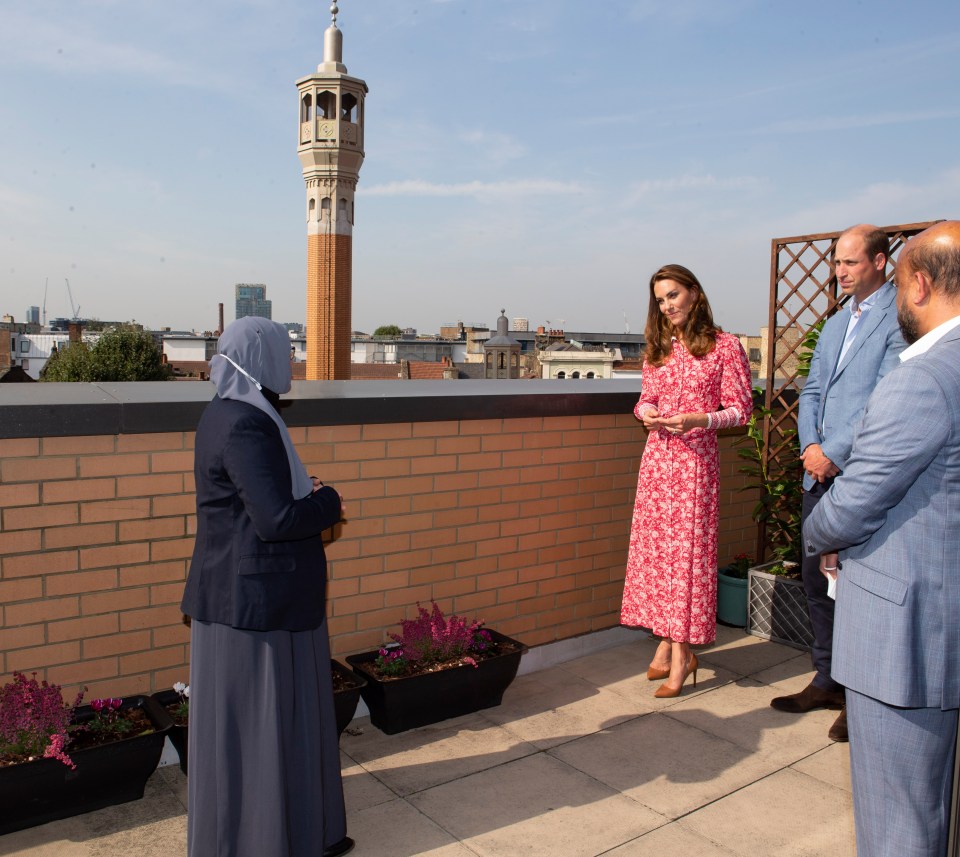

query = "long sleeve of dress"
[704, 336, 753, 430]
[634, 358, 658, 421]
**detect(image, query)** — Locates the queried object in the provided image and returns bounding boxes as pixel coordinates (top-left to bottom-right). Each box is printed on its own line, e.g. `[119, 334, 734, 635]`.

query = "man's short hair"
[858, 227, 890, 263]
[905, 240, 960, 300]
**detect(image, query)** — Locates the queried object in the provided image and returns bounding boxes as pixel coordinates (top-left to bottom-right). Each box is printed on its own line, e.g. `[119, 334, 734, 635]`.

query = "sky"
[2, 0, 959, 337]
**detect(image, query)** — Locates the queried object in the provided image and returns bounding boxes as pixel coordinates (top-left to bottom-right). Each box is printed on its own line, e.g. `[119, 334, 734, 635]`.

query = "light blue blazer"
[797, 282, 905, 490]
[803, 327, 960, 709]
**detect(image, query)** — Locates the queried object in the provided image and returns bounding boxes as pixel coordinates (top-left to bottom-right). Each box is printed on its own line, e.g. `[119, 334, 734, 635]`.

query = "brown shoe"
[828, 707, 848, 742]
[770, 681, 844, 713]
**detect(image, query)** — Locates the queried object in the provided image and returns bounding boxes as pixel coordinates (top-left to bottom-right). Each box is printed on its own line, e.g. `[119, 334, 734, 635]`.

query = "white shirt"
[899, 314, 960, 363]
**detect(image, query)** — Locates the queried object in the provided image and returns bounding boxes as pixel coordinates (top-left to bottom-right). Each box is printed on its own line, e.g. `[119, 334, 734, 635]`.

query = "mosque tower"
[296, 2, 367, 380]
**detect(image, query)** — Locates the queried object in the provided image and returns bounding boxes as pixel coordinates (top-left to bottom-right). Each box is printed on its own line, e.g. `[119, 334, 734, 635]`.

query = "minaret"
[297, 2, 367, 380]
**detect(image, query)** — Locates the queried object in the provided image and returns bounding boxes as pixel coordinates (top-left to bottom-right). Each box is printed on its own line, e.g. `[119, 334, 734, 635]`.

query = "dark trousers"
[801, 480, 844, 693]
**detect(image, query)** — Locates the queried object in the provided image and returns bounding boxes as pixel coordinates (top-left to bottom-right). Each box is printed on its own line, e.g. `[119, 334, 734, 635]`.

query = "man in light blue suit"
[804, 221, 960, 856]
[771, 225, 905, 742]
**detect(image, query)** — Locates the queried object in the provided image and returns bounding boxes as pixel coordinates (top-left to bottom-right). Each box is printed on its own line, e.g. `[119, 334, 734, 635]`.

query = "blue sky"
[2, 0, 958, 336]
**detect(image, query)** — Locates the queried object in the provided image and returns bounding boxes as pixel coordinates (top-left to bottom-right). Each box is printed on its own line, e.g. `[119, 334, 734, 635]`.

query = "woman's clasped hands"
[641, 407, 707, 436]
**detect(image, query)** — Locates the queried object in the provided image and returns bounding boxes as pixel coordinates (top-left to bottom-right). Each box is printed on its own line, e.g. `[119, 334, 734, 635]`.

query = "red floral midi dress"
[621, 332, 753, 645]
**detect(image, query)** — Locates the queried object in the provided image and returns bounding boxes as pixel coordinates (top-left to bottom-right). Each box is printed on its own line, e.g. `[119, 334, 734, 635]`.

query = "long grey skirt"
[187, 619, 347, 857]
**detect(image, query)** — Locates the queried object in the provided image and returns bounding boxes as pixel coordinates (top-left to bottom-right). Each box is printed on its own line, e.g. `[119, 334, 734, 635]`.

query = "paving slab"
[702, 627, 803, 679]
[791, 743, 853, 794]
[344, 796, 476, 857]
[664, 678, 837, 764]
[549, 710, 786, 820]
[409, 752, 665, 857]
[340, 750, 397, 812]
[680, 767, 855, 857]
[339, 712, 538, 796]
[478, 665, 642, 749]
[606, 822, 741, 856]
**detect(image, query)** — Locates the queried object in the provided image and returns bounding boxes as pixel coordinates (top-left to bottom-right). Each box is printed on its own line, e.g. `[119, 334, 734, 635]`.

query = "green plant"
[721, 552, 754, 579]
[373, 602, 493, 679]
[796, 319, 824, 379]
[735, 397, 803, 577]
[170, 682, 189, 725]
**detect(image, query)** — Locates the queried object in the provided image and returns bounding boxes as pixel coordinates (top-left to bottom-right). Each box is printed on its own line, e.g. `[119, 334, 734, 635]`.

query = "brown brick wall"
[0, 417, 756, 697]
[306, 233, 352, 380]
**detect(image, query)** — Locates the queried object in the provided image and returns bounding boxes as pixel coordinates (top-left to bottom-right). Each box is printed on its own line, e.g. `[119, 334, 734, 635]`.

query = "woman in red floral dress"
[621, 264, 753, 697]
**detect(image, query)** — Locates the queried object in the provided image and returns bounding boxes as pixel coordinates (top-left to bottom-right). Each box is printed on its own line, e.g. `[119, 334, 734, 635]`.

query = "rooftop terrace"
[1, 625, 856, 856]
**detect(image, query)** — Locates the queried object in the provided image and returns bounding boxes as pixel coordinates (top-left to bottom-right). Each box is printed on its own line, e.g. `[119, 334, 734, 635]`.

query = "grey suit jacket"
[797, 281, 905, 491]
[803, 326, 960, 709]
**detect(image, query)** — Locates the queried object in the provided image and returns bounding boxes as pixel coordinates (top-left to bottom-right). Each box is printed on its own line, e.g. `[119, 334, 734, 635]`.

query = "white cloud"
[761, 109, 960, 136]
[621, 174, 766, 207]
[360, 178, 587, 201]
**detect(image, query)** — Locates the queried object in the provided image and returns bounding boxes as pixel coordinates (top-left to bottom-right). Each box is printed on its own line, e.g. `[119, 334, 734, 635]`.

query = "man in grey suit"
[770, 224, 905, 742]
[804, 220, 960, 856]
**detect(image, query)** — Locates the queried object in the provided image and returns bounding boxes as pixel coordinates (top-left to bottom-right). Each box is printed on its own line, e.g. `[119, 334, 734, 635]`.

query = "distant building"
[483, 311, 521, 379]
[512, 317, 529, 332]
[736, 326, 802, 381]
[26, 306, 40, 325]
[235, 284, 272, 320]
[538, 340, 621, 379]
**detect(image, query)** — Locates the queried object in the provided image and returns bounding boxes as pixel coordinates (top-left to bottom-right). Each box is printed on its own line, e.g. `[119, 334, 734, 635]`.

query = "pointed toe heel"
[653, 653, 699, 698]
[646, 666, 670, 681]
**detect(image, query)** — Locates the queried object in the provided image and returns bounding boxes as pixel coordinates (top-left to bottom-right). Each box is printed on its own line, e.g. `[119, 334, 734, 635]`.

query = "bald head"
[895, 221, 960, 344]
[898, 221, 960, 300]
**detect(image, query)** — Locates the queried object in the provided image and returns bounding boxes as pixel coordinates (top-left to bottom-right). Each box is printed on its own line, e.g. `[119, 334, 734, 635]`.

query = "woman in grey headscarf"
[181, 316, 353, 857]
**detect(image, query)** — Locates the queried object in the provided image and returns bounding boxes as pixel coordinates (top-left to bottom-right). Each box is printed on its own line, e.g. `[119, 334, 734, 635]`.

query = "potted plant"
[330, 660, 367, 736]
[716, 552, 753, 627]
[346, 601, 527, 735]
[735, 369, 815, 650]
[0, 672, 171, 834]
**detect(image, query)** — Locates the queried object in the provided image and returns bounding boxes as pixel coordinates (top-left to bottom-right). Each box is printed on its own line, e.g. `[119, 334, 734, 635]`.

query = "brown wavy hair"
[644, 264, 720, 366]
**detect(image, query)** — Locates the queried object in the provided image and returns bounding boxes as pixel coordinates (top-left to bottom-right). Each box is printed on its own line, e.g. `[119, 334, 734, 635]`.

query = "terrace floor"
[1, 625, 856, 856]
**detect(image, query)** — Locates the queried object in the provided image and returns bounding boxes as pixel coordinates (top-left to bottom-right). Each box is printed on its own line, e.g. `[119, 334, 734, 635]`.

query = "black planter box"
[346, 630, 527, 735]
[151, 689, 189, 774]
[0, 694, 172, 835]
[332, 659, 366, 737]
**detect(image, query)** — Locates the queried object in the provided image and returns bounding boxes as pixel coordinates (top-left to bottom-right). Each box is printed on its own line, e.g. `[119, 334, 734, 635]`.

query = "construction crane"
[42, 278, 48, 327]
[65, 278, 80, 320]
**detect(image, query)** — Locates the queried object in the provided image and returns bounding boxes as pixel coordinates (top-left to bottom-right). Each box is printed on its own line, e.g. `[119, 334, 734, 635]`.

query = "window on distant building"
[749, 348, 761, 363]
[300, 93, 313, 123]
[20, 339, 30, 353]
[321, 197, 331, 221]
[557, 371, 566, 379]
[586, 371, 595, 379]
[572, 371, 580, 379]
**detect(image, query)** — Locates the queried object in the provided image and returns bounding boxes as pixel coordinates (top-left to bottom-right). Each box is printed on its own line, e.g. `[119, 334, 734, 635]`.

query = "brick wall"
[0, 387, 757, 698]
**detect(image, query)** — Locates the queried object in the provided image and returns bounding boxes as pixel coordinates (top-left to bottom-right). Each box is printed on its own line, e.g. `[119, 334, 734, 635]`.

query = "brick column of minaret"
[296, 2, 367, 380]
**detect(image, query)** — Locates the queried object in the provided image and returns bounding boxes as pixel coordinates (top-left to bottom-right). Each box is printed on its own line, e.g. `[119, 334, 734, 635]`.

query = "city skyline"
[2, 0, 958, 335]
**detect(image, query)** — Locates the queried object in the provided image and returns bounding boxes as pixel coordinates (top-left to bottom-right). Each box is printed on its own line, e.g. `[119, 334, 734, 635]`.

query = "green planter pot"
[717, 566, 749, 627]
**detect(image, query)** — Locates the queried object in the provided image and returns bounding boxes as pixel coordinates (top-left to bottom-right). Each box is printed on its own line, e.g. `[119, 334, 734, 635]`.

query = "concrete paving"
[0, 625, 856, 856]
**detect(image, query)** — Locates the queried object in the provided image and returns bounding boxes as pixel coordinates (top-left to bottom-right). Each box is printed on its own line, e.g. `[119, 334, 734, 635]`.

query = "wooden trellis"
[758, 220, 940, 559]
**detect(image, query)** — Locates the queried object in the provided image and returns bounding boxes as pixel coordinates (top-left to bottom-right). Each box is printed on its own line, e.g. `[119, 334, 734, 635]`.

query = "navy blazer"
[797, 282, 905, 490]
[181, 396, 342, 631]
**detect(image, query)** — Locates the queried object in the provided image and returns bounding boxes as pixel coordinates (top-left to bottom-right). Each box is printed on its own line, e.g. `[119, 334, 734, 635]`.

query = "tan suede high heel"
[653, 653, 698, 698]
[646, 665, 671, 681]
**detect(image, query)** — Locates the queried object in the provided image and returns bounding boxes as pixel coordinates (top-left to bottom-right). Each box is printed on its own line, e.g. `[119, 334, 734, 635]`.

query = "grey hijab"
[210, 317, 312, 500]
